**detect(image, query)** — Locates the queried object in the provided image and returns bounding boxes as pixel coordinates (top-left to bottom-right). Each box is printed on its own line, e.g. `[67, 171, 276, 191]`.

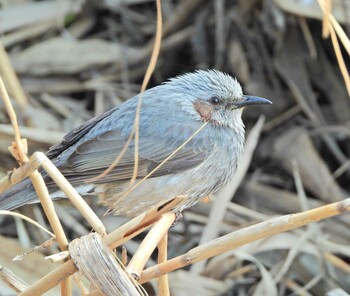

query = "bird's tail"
[0, 178, 39, 210]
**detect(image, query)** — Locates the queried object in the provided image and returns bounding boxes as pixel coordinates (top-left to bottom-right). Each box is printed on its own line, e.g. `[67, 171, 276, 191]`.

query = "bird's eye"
[210, 97, 221, 105]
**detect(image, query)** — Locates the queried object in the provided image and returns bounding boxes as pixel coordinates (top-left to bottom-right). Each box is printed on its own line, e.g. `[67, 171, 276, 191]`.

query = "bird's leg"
[171, 211, 183, 227]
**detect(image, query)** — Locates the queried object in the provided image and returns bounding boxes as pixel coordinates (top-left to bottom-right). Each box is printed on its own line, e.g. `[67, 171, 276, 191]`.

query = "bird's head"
[166, 70, 272, 128]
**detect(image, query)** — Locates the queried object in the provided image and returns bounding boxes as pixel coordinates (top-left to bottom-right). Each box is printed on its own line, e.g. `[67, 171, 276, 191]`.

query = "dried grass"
[0, 1, 349, 295]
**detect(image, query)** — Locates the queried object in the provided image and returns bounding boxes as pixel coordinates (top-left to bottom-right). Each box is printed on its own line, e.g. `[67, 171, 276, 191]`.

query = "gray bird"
[0, 70, 271, 217]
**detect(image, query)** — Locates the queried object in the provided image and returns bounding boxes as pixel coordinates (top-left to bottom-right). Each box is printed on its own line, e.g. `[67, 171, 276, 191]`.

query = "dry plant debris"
[0, 0, 350, 295]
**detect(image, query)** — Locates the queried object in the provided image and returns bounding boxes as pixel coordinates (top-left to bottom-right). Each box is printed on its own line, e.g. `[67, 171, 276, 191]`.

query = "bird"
[0, 70, 271, 217]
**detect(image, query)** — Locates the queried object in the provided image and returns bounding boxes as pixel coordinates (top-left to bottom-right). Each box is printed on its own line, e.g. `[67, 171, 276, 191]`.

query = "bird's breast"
[185, 126, 245, 199]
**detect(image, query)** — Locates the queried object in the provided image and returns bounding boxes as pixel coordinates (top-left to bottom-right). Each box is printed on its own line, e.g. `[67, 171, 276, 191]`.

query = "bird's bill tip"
[239, 95, 272, 107]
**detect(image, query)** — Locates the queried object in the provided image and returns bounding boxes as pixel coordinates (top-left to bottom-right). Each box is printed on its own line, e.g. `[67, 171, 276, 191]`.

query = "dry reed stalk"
[69, 233, 142, 296]
[72, 273, 89, 295]
[0, 150, 106, 235]
[0, 210, 54, 238]
[318, 2, 350, 56]
[93, 0, 168, 218]
[104, 197, 183, 248]
[46, 251, 70, 263]
[322, 0, 332, 38]
[18, 197, 183, 295]
[139, 197, 350, 283]
[226, 264, 256, 279]
[284, 278, 313, 296]
[191, 116, 264, 274]
[0, 153, 43, 193]
[157, 232, 170, 296]
[324, 252, 350, 275]
[327, 22, 350, 96]
[0, 151, 106, 236]
[88, 0, 163, 193]
[22, 161, 72, 294]
[263, 105, 301, 132]
[18, 260, 76, 296]
[0, 76, 72, 295]
[130, 0, 163, 187]
[27, 172, 69, 249]
[0, 43, 27, 106]
[0, 265, 29, 293]
[38, 152, 106, 235]
[317, 0, 350, 96]
[299, 17, 317, 59]
[126, 213, 175, 280]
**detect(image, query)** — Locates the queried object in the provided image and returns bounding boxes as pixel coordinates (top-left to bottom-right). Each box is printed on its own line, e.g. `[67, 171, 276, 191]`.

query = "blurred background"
[0, 0, 349, 295]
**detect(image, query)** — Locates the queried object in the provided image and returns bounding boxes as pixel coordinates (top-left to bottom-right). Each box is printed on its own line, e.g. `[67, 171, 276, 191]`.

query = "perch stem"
[158, 232, 170, 296]
[126, 213, 175, 280]
[139, 197, 350, 283]
[0, 76, 71, 295]
[18, 198, 183, 296]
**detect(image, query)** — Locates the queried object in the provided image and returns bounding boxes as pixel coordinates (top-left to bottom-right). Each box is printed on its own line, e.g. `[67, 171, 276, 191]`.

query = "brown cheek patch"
[193, 100, 213, 122]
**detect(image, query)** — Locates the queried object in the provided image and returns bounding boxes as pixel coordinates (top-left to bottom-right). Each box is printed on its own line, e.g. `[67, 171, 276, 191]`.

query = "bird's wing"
[46, 107, 117, 159]
[58, 126, 209, 185]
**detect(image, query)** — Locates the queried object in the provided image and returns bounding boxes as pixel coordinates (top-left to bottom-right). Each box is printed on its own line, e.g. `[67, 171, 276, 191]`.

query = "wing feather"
[59, 129, 209, 185]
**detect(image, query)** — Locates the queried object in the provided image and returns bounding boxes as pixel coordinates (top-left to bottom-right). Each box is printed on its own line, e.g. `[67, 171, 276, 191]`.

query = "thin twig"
[0, 210, 54, 237]
[191, 117, 264, 274]
[0, 77, 27, 163]
[130, 0, 163, 187]
[113, 123, 208, 207]
[317, 0, 350, 96]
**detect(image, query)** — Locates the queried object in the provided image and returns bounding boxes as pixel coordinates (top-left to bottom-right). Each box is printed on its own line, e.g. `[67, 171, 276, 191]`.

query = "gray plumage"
[0, 70, 271, 217]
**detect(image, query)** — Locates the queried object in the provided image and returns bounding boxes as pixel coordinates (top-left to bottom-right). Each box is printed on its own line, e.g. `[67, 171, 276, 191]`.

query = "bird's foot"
[171, 211, 183, 227]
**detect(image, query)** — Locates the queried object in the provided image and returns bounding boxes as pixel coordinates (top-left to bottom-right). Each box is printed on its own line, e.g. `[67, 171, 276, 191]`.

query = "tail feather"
[0, 178, 39, 210]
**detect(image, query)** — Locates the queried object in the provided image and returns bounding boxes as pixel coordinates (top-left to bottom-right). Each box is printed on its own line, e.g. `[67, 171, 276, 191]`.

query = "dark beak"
[235, 95, 272, 108]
